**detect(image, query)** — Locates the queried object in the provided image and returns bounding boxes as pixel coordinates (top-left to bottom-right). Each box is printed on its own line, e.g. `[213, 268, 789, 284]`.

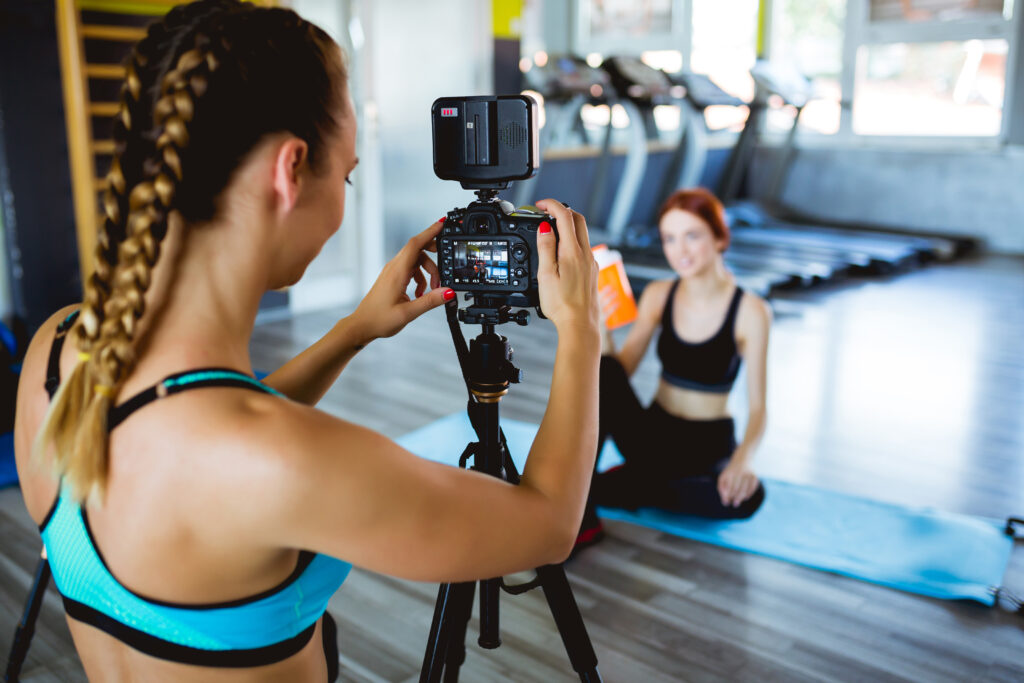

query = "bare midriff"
[654, 380, 731, 421]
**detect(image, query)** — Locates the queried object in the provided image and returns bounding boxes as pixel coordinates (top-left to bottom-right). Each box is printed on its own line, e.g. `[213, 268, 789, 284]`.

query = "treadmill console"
[749, 60, 814, 108]
[523, 55, 612, 100]
[602, 56, 673, 102]
[667, 72, 745, 110]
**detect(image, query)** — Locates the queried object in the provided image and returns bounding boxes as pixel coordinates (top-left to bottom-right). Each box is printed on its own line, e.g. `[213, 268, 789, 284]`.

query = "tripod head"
[457, 297, 531, 327]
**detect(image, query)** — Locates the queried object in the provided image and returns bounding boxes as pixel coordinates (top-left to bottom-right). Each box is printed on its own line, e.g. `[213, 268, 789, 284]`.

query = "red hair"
[657, 188, 730, 251]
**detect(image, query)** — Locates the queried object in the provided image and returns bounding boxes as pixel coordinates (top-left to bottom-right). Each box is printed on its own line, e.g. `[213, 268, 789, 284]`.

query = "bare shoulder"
[636, 278, 674, 319]
[737, 290, 772, 340]
[204, 393, 389, 513]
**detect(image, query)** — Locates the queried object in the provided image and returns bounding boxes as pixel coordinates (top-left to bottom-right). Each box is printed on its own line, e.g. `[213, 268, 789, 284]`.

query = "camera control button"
[512, 246, 527, 261]
[514, 267, 526, 278]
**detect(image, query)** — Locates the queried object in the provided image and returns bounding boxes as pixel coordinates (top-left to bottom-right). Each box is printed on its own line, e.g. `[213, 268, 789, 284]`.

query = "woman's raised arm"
[262, 221, 451, 405]
[243, 200, 601, 581]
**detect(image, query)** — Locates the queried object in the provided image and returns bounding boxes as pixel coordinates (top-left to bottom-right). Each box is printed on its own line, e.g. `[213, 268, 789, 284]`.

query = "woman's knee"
[731, 481, 765, 519]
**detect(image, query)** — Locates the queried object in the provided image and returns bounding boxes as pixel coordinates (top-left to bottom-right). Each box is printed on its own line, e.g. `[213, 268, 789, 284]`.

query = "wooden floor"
[2, 254, 1022, 681]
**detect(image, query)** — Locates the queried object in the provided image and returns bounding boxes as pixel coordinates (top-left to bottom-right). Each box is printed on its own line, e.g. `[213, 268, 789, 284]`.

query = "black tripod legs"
[420, 580, 476, 683]
[4, 556, 51, 683]
[537, 564, 601, 682]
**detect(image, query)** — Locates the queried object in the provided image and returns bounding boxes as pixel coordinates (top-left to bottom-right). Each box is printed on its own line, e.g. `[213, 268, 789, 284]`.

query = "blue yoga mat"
[397, 413, 1015, 606]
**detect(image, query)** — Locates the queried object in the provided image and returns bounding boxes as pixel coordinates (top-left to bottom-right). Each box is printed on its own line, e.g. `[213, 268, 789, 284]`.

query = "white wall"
[368, 0, 493, 254]
[285, 0, 494, 312]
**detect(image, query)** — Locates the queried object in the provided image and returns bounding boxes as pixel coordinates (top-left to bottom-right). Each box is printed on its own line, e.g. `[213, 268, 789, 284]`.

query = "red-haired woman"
[578, 188, 771, 547]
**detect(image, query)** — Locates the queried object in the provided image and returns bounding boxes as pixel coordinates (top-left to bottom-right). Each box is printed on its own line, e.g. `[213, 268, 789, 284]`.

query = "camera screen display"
[453, 240, 510, 285]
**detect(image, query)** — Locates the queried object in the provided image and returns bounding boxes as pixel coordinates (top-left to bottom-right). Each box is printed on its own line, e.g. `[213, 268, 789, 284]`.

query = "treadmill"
[514, 55, 646, 247]
[718, 60, 969, 269]
[601, 59, 819, 297]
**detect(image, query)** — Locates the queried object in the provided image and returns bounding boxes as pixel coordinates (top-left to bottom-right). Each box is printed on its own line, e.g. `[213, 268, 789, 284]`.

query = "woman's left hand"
[348, 219, 453, 344]
[717, 457, 759, 507]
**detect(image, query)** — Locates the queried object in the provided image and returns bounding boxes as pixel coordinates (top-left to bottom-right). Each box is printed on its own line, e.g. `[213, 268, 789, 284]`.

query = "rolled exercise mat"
[397, 413, 1015, 605]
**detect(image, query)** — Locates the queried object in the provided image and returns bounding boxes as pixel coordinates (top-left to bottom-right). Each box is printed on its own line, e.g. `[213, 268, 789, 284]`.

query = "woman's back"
[18, 306, 344, 680]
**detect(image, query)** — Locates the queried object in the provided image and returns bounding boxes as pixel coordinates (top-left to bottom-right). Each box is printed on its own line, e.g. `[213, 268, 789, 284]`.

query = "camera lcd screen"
[453, 241, 510, 285]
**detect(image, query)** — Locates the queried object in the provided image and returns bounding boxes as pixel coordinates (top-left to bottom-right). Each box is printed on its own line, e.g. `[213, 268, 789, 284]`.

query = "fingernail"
[443, 288, 455, 301]
[539, 221, 552, 234]
[439, 216, 446, 223]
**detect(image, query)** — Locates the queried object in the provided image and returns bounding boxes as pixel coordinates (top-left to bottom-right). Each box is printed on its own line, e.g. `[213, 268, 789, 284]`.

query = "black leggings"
[582, 356, 765, 527]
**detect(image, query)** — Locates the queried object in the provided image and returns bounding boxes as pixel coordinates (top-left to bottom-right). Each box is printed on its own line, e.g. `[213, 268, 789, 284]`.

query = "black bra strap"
[45, 310, 81, 400]
[661, 279, 681, 328]
[108, 368, 280, 432]
[726, 286, 744, 335]
[42, 310, 276, 429]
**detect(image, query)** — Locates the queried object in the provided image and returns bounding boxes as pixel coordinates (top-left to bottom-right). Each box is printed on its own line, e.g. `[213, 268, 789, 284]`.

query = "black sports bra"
[656, 280, 744, 393]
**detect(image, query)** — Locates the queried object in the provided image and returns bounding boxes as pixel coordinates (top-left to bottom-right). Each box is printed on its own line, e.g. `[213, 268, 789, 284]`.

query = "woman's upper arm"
[740, 295, 772, 412]
[616, 280, 670, 375]
[245, 403, 573, 583]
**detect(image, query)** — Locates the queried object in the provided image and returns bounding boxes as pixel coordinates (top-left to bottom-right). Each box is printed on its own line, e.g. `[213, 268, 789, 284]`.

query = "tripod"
[420, 299, 601, 682]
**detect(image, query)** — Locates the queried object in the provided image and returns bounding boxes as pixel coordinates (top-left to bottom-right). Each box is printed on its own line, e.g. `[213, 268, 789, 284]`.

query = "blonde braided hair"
[37, 43, 220, 503]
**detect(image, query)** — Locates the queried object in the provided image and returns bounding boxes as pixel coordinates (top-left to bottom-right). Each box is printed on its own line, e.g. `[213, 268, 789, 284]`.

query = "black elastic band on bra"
[62, 596, 318, 668]
[660, 371, 736, 394]
[107, 368, 274, 432]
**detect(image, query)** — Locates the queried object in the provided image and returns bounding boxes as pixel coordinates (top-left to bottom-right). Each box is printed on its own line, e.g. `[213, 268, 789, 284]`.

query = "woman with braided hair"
[13, 1, 600, 679]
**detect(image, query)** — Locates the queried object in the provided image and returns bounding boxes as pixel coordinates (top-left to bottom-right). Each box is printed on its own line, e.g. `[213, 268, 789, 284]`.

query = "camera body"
[432, 95, 556, 315]
[438, 198, 553, 309]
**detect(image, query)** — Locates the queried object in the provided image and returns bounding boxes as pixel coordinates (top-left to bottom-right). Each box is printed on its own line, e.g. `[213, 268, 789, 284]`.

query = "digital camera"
[432, 95, 557, 313]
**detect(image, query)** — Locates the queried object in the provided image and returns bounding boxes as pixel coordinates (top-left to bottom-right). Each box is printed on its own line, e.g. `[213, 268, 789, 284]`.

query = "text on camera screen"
[453, 241, 510, 285]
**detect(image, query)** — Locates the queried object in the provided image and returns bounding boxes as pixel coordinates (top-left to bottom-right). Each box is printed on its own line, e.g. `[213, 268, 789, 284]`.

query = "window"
[853, 39, 1008, 135]
[690, 0, 760, 131]
[868, 0, 1010, 23]
[846, 0, 1016, 138]
[771, 0, 847, 134]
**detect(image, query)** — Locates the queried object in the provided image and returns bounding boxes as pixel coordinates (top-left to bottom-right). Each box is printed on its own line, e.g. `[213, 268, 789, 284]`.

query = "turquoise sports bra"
[38, 311, 352, 667]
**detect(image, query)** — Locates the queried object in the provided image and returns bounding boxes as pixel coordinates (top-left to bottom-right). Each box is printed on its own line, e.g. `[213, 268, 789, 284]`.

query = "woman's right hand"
[533, 200, 600, 335]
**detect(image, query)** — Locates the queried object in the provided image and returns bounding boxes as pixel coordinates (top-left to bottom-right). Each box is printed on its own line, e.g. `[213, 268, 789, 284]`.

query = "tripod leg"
[420, 581, 476, 683]
[477, 578, 501, 649]
[536, 564, 602, 683]
[5, 556, 51, 683]
[441, 581, 476, 683]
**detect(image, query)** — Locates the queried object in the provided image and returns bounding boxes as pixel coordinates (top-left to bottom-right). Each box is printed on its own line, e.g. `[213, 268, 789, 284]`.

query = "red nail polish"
[443, 288, 455, 301]
[539, 221, 552, 234]
[439, 216, 446, 223]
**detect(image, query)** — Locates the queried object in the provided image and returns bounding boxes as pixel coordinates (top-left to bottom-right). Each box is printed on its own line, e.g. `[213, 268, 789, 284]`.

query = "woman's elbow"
[538, 511, 582, 566]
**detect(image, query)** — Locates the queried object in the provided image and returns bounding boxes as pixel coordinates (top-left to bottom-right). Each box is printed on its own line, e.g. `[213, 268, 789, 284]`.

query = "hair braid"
[40, 29, 169, 481]
[77, 0, 241, 353]
[55, 38, 222, 502]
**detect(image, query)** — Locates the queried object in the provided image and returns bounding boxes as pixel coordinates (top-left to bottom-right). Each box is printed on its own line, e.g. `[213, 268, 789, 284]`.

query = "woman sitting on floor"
[578, 188, 772, 548]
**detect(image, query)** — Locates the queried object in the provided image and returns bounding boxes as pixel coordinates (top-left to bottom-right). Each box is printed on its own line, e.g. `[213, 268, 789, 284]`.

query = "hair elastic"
[78, 351, 91, 362]
[93, 385, 115, 399]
